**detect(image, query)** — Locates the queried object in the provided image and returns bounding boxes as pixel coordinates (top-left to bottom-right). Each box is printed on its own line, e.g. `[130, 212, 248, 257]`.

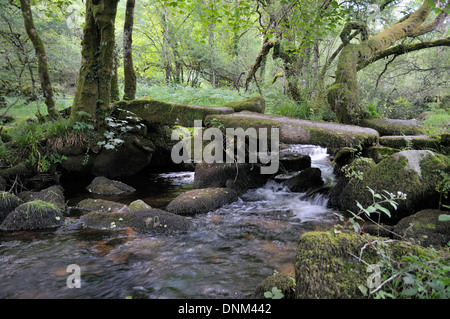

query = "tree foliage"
[1, 0, 449, 124]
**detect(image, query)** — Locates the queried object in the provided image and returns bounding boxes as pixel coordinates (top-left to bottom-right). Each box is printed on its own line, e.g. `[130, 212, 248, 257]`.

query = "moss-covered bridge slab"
[205, 112, 379, 154]
[113, 97, 234, 127]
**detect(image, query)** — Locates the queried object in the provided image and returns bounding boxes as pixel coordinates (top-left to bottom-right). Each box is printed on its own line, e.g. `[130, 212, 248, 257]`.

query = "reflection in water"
[0, 145, 337, 299]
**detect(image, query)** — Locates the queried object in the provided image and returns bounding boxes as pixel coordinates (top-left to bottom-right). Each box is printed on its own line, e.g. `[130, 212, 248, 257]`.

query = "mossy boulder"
[283, 167, 324, 193]
[364, 146, 400, 164]
[393, 209, 450, 247]
[194, 162, 271, 194]
[76, 198, 128, 213]
[113, 97, 234, 127]
[129, 199, 152, 212]
[166, 187, 238, 216]
[0, 200, 65, 231]
[205, 112, 379, 156]
[18, 185, 66, 213]
[379, 135, 440, 150]
[61, 134, 155, 179]
[0, 191, 24, 224]
[89, 134, 155, 178]
[330, 150, 450, 223]
[294, 231, 427, 299]
[360, 118, 426, 136]
[224, 96, 266, 113]
[80, 209, 192, 234]
[86, 176, 136, 195]
[253, 273, 296, 299]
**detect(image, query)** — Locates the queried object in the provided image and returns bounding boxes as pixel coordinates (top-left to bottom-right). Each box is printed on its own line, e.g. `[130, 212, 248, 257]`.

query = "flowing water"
[0, 145, 337, 299]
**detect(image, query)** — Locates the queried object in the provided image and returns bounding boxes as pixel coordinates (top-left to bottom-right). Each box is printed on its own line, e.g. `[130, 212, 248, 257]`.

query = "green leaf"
[374, 204, 391, 217]
[401, 287, 417, 297]
[358, 285, 368, 296]
[438, 214, 450, 222]
[264, 291, 273, 299]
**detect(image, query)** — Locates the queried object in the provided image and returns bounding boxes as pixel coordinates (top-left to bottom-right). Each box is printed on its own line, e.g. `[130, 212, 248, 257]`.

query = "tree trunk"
[123, 0, 136, 100]
[71, 0, 120, 124]
[19, 0, 58, 119]
[328, 0, 448, 124]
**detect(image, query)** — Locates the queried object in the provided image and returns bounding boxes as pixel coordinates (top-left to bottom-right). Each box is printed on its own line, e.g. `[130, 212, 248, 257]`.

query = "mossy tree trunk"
[328, 0, 449, 124]
[19, 0, 59, 119]
[71, 0, 120, 125]
[123, 0, 136, 101]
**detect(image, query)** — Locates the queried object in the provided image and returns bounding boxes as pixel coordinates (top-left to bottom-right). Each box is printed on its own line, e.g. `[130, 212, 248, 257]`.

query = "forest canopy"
[0, 0, 449, 125]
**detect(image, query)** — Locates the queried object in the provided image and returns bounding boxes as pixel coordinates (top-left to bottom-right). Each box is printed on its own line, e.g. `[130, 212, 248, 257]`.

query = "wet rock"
[166, 187, 238, 216]
[393, 209, 450, 247]
[76, 198, 128, 213]
[86, 176, 136, 195]
[194, 162, 270, 194]
[0, 200, 65, 231]
[283, 167, 324, 193]
[0, 191, 24, 224]
[80, 209, 192, 234]
[253, 273, 296, 299]
[279, 152, 311, 172]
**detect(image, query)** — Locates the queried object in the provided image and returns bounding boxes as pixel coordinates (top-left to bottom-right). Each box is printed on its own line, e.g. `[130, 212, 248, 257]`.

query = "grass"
[1, 94, 72, 119]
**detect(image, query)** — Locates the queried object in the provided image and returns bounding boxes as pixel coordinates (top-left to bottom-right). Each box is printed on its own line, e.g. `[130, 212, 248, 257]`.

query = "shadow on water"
[0, 145, 338, 299]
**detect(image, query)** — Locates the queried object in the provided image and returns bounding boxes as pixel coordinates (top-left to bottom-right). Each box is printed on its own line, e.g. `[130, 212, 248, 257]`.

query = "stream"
[0, 145, 338, 299]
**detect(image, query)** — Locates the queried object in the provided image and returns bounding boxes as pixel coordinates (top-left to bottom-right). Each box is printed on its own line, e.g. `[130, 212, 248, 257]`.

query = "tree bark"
[123, 0, 136, 100]
[327, 0, 449, 124]
[71, 0, 120, 125]
[19, 0, 58, 119]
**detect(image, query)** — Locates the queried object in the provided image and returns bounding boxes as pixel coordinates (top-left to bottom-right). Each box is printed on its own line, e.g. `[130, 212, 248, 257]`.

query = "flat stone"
[205, 112, 379, 155]
[113, 97, 234, 127]
[360, 118, 425, 136]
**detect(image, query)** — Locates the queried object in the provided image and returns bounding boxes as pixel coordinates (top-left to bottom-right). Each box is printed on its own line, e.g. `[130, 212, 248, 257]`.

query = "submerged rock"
[194, 162, 270, 194]
[80, 209, 192, 234]
[283, 167, 324, 193]
[166, 187, 239, 216]
[86, 176, 136, 195]
[0, 200, 65, 231]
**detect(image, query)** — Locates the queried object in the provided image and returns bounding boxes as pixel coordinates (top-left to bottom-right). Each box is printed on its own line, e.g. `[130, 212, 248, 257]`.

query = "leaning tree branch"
[358, 36, 450, 70]
[244, 40, 276, 91]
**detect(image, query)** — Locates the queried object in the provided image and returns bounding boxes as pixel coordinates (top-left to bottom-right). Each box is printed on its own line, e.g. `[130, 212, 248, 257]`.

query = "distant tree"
[123, 0, 137, 100]
[327, 0, 450, 124]
[17, 0, 59, 119]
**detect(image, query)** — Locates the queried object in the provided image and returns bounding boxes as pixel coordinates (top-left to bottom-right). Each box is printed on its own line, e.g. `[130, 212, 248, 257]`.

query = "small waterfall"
[281, 144, 334, 184]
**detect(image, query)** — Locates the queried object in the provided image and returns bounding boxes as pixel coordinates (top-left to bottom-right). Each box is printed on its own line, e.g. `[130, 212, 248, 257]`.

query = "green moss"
[224, 96, 266, 113]
[295, 231, 427, 299]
